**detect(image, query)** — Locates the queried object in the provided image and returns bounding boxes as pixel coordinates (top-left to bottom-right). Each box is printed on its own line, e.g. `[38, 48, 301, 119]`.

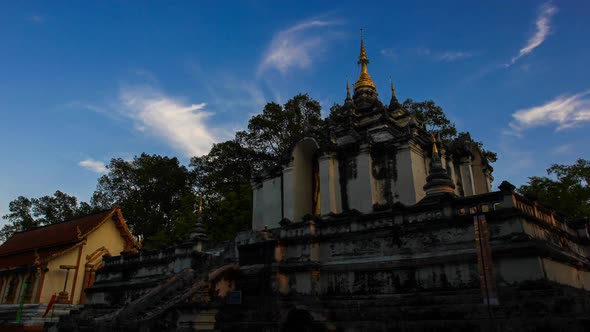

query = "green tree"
[1, 196, 37, 243]
[519, 159, 590, 223]
[191, 140, 256, 240]
[1, 192, 94, 243]
[191, 94, 323, 240]
[33, 190, 80, 225]
[238, 93, 323, 170]
[402, 99, 457, 141]
[91, 153, 196, 248]
[402, 99, 497, 163]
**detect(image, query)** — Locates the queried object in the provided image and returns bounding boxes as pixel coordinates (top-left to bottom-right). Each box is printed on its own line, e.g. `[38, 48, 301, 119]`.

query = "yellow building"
[0, 207, 138, 305]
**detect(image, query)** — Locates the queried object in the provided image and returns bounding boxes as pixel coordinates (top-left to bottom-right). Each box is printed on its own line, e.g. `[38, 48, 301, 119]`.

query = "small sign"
[226, 291, 242, 305]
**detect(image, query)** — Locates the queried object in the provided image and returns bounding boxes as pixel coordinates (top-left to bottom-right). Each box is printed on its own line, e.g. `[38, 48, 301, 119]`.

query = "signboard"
[226, 291, 242, 305]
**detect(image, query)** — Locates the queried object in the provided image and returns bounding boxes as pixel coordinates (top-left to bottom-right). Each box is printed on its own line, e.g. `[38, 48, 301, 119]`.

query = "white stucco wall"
[262, 177, 282, 229]
[394, 142, 427, 205]
[495, 257, 544, 284]
[252, 182, 264, 231]
[542, 258, 590, 290]
[347, 148, 373, 213]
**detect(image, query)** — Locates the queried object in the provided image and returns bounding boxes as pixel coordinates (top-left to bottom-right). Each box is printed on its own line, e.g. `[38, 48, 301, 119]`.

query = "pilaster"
[347, 145, 373, 213]
[282, 166, 296, 222]
[459, 157, 476, 196]
[319, 153, 342, 215]
[395, 141, 427, 205]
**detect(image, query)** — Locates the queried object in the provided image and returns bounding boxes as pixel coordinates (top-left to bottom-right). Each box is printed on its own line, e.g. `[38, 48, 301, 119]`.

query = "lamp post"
[57, 265, 77, 304]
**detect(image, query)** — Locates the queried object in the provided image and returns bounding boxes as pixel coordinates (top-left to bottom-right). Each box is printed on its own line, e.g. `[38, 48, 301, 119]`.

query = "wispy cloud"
[551, 144, 574, 155]
[258, 19, 340, 75]
[79, 159, 108, 173]
[26, 15, 43, 23]
[382, 47, 474, 63]
[119, 86, 218, 157]
[437, 51, 474, 62]
[504, 90, 590, 136]
[506, 3, 558, 67]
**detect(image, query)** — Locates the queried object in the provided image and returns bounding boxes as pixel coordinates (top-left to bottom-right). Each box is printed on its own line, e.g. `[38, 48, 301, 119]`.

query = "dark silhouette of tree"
[519, 159, 590, 223]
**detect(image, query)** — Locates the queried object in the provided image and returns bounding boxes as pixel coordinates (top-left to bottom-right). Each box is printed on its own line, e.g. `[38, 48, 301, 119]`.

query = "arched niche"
[291, 137, 320, 222]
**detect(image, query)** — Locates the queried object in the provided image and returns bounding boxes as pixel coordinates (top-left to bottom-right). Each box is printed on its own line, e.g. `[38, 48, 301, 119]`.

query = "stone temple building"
[56, 38, 590, 331]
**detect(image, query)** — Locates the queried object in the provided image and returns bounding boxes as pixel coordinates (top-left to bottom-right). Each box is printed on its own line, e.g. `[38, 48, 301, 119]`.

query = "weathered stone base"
[216, 282, 590, 332]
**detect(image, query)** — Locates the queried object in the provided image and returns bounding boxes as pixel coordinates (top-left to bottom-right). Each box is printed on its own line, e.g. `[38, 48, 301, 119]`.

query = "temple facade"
[252, 37, 492, 231]
[54, 38, 590, 332]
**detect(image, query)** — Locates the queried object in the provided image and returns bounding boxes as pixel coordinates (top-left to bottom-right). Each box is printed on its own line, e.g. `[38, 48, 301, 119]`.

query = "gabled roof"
[0, 207, 138, 271]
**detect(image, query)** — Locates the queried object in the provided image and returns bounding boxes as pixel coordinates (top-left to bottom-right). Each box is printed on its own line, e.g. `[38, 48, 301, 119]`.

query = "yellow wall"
[40, 217, 128, 304]
[41, 246, 80, 303]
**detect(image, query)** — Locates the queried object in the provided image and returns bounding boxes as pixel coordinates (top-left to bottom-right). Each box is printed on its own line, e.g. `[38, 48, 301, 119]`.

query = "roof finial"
[354, 28, 376, 91]
[388, 76, 401, 110]
[422, 131, 455, 196]
[390, 77, 396, 96]
[190, 192, 207, 243]
[431, 132, 439, 155]
[346, 81, 351, 100]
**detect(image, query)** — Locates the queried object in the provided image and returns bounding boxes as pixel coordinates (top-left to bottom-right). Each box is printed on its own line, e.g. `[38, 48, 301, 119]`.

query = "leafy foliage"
[190, 140, 255, 241]
[191, 94, 324, 241]
[237, 93, 323, 170]
[402, 99, 497, 163]
[91, 153, 196, 248]
[519, 159, 590, 223]
[1, 191, 94, 243]
[402, 99, 457, 141]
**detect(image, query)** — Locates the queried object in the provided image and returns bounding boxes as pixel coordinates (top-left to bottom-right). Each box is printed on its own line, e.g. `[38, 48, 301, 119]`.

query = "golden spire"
[431, 132, 439, 154]
[354, 29, 376, 91]
[390, 78, 396, 97]
[346, 81, 351, 100]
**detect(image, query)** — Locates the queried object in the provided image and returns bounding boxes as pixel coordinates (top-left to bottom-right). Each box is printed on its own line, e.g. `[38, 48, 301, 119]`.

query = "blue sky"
[1, 1, 589, 220]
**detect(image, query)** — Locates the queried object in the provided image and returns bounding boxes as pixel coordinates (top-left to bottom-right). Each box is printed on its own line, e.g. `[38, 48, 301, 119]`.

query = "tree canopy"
[402, 98, 497, 163]
[1, 191, 93, 243]
[191, 94, 323, 240]
[519, 159, 590, 223]
[91, 153, 196, 248]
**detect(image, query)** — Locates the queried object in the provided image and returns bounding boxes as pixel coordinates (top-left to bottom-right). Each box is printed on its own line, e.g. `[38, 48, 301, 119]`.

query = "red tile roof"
[0, 208, 136, 270]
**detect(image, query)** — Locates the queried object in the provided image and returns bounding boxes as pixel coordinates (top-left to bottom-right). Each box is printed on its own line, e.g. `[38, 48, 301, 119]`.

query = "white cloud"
[551, 144, 574, 155]
[437, 51, 474, 62]
[506, 3, 557, 67]
[388, 47, 474, 62]
[505, 90, 590, 136]
[79, 159, 108, 173]
[27, 15, 43, 23]
[119, 86, 218, 157]
[258, 19, 339, 75]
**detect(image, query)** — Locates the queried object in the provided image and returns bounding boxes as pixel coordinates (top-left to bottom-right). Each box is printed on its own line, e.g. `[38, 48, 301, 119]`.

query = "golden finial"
[346, 81, 351, 99]
[354, 28, 376, 91]
[390, 78, 396, 97]
[431, 132, 439, 155]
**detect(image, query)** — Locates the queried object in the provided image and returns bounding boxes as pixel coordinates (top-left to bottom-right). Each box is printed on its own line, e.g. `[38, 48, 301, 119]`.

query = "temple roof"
[0, 207, 138, 270]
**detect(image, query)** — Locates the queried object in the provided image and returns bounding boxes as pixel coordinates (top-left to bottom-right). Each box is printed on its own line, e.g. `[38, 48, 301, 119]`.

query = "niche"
[291, 138, 320, 221]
